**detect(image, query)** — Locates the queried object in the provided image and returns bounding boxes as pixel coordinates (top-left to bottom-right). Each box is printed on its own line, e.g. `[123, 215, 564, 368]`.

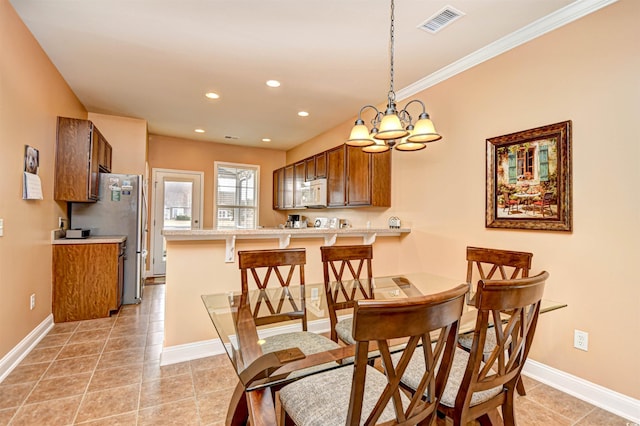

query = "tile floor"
[0, 284, 633, 425]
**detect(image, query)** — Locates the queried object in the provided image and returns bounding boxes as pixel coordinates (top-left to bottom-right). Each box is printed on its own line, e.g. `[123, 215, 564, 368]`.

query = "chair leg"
[480, 408, 504, 426]
[516, 376, 527, 396]
[502, 389, 517, 426]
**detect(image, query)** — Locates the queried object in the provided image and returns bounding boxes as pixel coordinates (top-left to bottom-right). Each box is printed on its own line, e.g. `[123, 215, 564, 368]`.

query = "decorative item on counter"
[339, 219, 350, 229]
[329, 217, 339, 229]
[388, 216, 401, 229]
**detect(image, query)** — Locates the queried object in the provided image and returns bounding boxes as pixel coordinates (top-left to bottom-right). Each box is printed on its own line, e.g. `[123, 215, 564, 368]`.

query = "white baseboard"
[160, 338, 227, 366]
[523, 359, 640, 424]
[0, 314, 54, 383]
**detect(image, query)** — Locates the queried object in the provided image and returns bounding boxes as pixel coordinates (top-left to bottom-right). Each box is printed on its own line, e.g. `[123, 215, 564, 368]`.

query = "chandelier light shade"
[346, 0, 442, 152]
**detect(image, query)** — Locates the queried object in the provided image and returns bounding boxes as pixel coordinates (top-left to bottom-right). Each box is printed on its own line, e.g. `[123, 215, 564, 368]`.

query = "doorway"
[151, 169, 203, 276]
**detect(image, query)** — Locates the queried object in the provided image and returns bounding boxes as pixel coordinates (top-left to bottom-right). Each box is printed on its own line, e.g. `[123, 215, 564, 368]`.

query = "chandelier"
[347, 0, 442, 153]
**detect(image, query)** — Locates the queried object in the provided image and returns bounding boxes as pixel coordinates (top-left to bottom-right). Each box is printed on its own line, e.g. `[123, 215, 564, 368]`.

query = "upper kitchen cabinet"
[326, 145, 346, 207]
[273, 168, 284, 209]
[272, 144, 390, 210]
[54, 117, 113, 202]
[283, 165, 294, 209]
[293, 161, 306, 208]
[346, 145, 391, 207]
[305, 152, 327, 181]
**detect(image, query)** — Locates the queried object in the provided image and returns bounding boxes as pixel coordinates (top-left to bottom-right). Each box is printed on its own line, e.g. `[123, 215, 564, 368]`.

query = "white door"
[151, 169, 203, 276]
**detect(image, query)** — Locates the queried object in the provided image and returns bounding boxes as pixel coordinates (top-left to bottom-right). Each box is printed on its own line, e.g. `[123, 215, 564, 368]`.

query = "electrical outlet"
[574, 329, 588, 351]
[30, 294, 36, 310]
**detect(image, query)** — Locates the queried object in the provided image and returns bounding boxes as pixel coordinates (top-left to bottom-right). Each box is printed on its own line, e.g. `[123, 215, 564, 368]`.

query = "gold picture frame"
[486, 121, 572, 231]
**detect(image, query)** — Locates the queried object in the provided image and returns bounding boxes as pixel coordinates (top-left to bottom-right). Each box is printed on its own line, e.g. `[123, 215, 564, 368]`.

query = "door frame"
[150, 168, 204, 277]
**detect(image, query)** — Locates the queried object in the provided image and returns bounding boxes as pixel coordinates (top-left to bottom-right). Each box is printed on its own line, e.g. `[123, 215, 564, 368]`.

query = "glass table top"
[201, 272, 566, 391]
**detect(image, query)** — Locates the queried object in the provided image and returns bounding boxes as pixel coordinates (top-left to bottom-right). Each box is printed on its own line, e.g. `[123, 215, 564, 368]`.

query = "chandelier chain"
[388, 0, 396, 102]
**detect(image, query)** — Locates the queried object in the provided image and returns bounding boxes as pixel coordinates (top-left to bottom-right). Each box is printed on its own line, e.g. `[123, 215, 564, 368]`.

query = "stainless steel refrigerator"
[70, 173, 147, 305]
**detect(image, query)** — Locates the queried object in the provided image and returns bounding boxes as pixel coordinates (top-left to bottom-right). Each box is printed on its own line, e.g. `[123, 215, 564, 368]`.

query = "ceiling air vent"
[417, 6, 465, 34]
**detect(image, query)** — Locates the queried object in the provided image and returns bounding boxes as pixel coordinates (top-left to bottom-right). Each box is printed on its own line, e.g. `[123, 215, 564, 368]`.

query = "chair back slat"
[321, 245, 374, 342]
[237, 248, 307, 330]
[466, 246, 533, 303]
[347, 284, 468, 425]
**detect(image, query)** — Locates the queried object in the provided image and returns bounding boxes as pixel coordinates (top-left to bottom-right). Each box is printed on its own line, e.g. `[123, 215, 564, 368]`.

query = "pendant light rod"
[347, 0, 443, 152]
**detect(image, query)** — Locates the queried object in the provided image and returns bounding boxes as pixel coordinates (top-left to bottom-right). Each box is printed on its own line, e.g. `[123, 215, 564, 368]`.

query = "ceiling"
[11, 0, 603, 151]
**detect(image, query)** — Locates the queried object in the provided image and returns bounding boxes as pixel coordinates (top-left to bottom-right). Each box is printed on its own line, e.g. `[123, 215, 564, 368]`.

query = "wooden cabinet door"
[293, 161, 306, 207]
[55, 117, 99, 202]
[315, 152, 327, 178]
[272, 169, 281, 209]
[53, 243, 120, 322]
[326, 146, 346, 207]
[97, 129, 112, 173]
[346, 145, 372, 206]
[283, 165, 294, 208]
[305, 157, 315, 181]
[371, 149, 392, 207]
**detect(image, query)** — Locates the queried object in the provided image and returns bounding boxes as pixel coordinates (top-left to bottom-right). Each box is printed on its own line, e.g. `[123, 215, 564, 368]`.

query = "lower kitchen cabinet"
[53, 241, 125, 322]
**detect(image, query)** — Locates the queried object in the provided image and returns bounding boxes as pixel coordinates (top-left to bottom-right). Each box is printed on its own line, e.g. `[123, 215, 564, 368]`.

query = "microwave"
[301, 178, 327, 208]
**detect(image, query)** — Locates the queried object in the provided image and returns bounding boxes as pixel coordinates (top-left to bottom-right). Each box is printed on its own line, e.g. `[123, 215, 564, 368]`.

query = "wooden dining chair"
[459, 246, 533, 396]
[320, 245, 373, 345]
[434, 271, 549, 425]
[238, 248, 340, 357]
[277, 284, 468, 426]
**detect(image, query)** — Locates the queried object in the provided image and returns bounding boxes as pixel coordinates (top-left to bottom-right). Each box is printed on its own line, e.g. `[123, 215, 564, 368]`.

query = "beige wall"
[291, 0, 640, 398]
[88, 113, 148, 176]
[148, 134, 287, 229]
[0, 0, 87, 360]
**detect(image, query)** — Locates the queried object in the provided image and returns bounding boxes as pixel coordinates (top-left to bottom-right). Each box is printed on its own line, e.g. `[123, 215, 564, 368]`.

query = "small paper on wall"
[23, 172, 43, 200]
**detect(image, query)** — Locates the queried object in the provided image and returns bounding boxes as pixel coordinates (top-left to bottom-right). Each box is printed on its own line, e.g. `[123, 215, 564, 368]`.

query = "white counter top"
[162, 227, 410, 262]
[52, 235, 127, 245]
[163, 227, 410, 241]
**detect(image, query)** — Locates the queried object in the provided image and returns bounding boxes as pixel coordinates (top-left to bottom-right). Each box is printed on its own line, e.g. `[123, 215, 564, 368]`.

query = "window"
[215, 162, 259, 229]
[516, 147, 536, 180]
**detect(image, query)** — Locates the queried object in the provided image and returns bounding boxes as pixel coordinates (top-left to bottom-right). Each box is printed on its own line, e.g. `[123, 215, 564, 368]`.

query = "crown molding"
[396, 0, 619, 101]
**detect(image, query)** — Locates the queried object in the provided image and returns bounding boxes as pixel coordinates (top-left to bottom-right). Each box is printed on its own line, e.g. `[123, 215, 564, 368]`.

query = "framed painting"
[486, 120, 572, 231]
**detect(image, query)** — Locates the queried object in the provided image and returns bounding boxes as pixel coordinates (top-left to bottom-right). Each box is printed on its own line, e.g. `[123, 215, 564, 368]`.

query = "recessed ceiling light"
[262, 138, 271, 142]
[205, 92, 220, 99]
[298, 111, 309, 117]
[194, 128, 205, 133]
[266, 80, 281, 88]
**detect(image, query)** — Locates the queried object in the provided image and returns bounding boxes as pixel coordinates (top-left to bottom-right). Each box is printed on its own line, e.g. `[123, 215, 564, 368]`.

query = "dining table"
[201, 272, 566, 426]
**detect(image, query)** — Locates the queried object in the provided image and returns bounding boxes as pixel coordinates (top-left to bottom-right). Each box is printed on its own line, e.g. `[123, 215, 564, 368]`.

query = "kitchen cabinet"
[315, 152, 327, 178]
[97, 131, 112, 172]
[305, 157, 315, 181]
[272, 144, 390, 210]
[346, 145, 391, 207]
[293, 161, 306, 208]
[54, 117, 113, 202]
[53, 241, 125, 322]
[283, 165, 294, 209]
[326, 145, 346, 207]
[273, 168, 284, 209]
[304, 152, 327, 181]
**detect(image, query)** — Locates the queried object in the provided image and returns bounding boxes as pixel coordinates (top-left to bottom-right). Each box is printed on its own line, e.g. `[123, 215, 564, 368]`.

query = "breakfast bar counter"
[163, 227, 410, 262]
[159, 226, 412, 366]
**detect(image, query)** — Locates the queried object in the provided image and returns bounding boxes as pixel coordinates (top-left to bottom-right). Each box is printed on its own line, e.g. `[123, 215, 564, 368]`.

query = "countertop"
[51, 232, 127, 245]
[162, 227, 410, 241]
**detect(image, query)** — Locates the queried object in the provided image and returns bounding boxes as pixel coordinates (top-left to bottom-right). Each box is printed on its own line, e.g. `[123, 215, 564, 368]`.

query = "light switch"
[0, 218, 3, 237]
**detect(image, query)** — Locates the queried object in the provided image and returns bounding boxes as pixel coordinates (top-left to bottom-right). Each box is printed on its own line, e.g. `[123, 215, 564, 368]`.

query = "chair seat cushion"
[335, 317, 355, 345]
[279, 364, 410, 426]
[394, 347, 503, 408]
[261, 331, 340, 355]
[458, 331, 511, 357]
[261, 331, 341, 378]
